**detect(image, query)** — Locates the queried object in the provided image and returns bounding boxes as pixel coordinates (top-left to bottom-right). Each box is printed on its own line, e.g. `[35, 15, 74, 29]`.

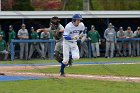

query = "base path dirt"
[0, 64, 140, 83]
[1, 71, 140, 83]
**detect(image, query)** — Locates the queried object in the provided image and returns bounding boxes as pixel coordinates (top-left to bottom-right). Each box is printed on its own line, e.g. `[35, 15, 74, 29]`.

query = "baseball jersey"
[0, 30, 5, 37]
[8, 30, 16, 43]
[117, 31, 125, 38]
[63, 22, 85, 42]
[40, 32, 50, 39]
[0, 39, 6, 51]
[49, 24, 64, 40]
[88, 30, 101, 43]
[104, 28, 116, 42]
[31, 32, 39, 39]
[124, 31, 133, 38]
[133, 31, 140, 38]
[18, 29, 29, 39]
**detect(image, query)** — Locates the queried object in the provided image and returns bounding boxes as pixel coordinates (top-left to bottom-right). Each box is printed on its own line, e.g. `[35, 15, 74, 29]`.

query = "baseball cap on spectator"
[31, 27, 34, 29]
[137, 27, 140, 30]
[108, 23, 113, 28]
[108, 23, 112, 26]
[9, 25, 13, 28]
[119, 27, 123, 30]
[127, 27, 131, 30]
[91, 25, 95, 29]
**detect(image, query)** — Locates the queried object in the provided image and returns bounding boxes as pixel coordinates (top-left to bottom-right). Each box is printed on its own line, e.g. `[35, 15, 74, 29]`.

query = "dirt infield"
[1, 71, 140, 83]
[0, 64, 140, 83]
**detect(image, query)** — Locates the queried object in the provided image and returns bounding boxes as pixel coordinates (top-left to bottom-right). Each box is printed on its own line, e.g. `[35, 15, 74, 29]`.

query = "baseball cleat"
[60, 73, 66, 77]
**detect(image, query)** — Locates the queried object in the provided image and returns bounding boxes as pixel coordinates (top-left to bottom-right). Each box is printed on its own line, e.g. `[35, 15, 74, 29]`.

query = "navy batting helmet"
[72, 14, 83, 21]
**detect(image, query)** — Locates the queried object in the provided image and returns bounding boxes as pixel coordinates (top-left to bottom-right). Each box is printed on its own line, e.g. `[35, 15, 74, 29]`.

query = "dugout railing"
[10, 39, 55, 61]
[10, 38, 140, 61]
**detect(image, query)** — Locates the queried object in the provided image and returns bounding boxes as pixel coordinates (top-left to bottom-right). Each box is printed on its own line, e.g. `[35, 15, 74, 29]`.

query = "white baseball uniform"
[62, 22, 85, 64]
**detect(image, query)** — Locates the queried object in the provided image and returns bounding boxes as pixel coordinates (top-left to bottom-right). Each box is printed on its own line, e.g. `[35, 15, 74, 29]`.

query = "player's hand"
[88, 37, 91, 40]
[72, 35, 79, 40]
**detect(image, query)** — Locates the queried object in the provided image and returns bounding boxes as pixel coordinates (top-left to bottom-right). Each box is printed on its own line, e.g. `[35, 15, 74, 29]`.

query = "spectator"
[17, 24, 29, 60]
[116, 27, 125, 57]
[28, 27, 42, 59]
[104, 23, 116, 58]
[124, 27, 133, 57]
[133, 27, 140, 56]
[0, 25, 5, 39]
[7, 25, 16, 51]
[0, 35, 8, 61]
[88, 25, 101, 58]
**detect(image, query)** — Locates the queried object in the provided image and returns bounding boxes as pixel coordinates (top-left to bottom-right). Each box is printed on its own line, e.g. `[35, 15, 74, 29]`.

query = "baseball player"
[133, 27, 140, 56]
[0, 35, 8, 61]
[39, 28, 50, 59]
[104, 23, 116, 58]
[49, 16, 73, 75]
[7, 25, 16, 51]
[80, 27, 88, 58]
[124, 27, 133, 57]
[17, 24, 29, 60]
[88, 25, 101, 58]
[61, 14, 86, 76]
[116, 27, 125, 57]
[28, 27, 42, 59]
[0, 25, 5, 39]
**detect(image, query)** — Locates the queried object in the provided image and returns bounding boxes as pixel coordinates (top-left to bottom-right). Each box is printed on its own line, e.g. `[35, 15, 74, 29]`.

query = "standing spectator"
[28, 27, 42, 59]
[116, 27, 125, 57]
[80, 27, 88, 58]
[0, 25, 5, 38]
[133, 27, 140, 56]
[17, 24, 29, 60]
[39, 28, 50, 59]
[124, 27, 133, 57]
[0, 35, 8, 61]
[88, 25, 101, 58]
[104, 23, 116, 58]
[7, 25, 16, 51]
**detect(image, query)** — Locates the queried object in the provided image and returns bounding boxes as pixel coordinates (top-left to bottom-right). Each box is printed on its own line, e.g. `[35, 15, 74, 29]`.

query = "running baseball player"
[61, 14, 86, 76]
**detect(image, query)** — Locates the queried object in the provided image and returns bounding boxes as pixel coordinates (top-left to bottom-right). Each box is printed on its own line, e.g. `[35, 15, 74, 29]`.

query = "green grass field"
[0, 57, 140, 64]
[0, 78, 140, 93]
[0, 58, 140, 93]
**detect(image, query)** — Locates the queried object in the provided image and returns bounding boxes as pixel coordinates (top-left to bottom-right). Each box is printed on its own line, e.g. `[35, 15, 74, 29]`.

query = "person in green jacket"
[8, 25, 16, 43]
[0, 25, 5, 39]
[8, 25, 16, 51]
[0, 35, 8, 61]
[88, 25, 101, 58]
[28, 27, 42, 59]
